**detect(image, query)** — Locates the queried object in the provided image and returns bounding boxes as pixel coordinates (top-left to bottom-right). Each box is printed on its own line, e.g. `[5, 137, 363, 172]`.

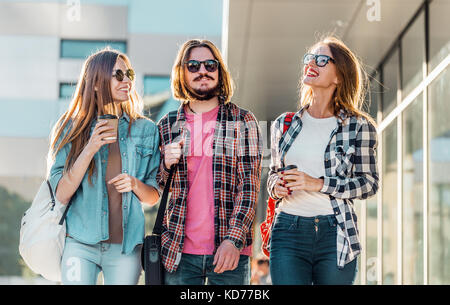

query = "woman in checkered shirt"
[267, 36, 379, 285]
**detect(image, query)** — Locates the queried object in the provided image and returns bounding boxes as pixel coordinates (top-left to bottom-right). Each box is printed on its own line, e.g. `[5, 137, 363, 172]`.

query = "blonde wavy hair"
[171, 39, 234, 104]
[299, 36, 376, 126]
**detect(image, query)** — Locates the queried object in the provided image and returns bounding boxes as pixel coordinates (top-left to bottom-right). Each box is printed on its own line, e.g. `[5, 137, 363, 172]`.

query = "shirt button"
[123, 170, 128, 173]
[122, 153, 126, 156]
[335, 211, 339, 215]
[120, 138, 124, 141]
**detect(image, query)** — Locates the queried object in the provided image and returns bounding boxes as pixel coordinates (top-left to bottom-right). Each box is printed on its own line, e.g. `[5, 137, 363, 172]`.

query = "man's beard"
[187, 79, 221, 101]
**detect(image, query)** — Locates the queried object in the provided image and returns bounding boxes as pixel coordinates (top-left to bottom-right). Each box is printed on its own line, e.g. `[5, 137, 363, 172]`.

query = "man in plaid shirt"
[157, 39, 263, 285]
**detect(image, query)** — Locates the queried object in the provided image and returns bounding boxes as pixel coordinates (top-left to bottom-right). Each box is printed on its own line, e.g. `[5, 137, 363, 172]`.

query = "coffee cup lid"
[284, 165, 298, 171]
[98, 114, 118, 120]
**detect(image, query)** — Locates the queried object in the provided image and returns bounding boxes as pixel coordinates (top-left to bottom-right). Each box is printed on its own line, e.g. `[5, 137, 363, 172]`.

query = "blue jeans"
[269, 212, 357, 285]
[61, 236, 142, 285]
[164, 253, 250, 285]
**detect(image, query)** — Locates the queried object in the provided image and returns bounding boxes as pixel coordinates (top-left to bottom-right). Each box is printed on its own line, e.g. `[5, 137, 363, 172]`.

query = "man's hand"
[213, 240, 240, 273]
[164, 138, 185, 169]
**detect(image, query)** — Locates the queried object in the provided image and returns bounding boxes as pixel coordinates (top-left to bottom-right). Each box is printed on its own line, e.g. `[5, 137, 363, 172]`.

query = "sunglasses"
[185, 59, 220, 73]
[112, 68, 135, 81]
[303, 54, 336, 67]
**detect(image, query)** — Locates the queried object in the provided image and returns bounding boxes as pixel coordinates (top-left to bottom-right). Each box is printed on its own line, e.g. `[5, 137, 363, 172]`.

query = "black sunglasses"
[113, 68, 135, 81]
[303, 53, 336, 67]
[185, 59, 219, 73]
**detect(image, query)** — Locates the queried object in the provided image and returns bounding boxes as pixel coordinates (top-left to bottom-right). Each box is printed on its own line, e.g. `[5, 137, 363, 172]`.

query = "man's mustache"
[194, 74, 215, 81]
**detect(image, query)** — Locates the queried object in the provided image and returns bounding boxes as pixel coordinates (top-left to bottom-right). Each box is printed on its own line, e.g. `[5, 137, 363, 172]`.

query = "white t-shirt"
[279, 110, 338, 217]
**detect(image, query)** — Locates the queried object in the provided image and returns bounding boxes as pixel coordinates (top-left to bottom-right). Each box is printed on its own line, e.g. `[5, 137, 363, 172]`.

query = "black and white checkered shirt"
[267, 105, 379, 268]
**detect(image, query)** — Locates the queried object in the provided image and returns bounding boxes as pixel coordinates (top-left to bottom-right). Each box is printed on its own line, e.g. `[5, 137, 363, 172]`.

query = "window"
[430, 0, 450, 71]
[143, 75, 171, 96]
[402, 12, 425, 97]
[429, 68, 450, 284]
[382, 119, 398, 285]
[59, 83, 76, 99]
[381, 49, 399, 119]
[143, 75, 174, 121]
[402, 94, 423, 284]
[60, 39, 127, 59]
[366, 192, 379, 285]
[368, 73, 381, 121]
[366, 74, 380, 284]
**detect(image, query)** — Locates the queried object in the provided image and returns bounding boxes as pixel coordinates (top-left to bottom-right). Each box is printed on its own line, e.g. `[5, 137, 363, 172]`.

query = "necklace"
[187, 102, 197, 114]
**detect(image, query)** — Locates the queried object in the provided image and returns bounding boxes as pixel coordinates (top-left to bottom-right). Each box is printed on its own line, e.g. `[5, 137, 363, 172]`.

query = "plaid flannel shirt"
[267, 105, 379, 268]
[157, 100, 263, 272]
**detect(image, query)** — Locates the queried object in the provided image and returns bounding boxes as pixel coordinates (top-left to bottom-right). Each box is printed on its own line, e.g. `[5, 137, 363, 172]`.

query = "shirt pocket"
[134, 144, 153, 177]
[334, 145, 355, 177]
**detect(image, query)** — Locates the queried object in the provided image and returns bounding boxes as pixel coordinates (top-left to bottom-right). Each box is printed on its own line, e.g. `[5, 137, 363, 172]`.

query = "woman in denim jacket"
[267, 37, 379, 285]
[47, 48, 160, 285]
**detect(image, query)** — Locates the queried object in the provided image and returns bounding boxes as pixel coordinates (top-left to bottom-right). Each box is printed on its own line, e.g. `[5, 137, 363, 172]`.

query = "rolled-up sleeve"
[143, 125, 161, 193]
[48, 140, 71, 196]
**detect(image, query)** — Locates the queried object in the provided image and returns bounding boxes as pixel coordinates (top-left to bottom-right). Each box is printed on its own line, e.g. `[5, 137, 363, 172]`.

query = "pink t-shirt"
[183, 105, 251, 256]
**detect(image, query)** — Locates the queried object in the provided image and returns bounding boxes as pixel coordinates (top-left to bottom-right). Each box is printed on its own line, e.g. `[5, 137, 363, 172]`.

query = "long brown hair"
[47, 47, 145, 183]
[171, 39, 234, 104]
[299, 36, 376, 126]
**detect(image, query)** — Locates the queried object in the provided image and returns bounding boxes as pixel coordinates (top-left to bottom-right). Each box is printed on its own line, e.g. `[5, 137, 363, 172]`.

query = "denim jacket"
[48, 112, 160, 255]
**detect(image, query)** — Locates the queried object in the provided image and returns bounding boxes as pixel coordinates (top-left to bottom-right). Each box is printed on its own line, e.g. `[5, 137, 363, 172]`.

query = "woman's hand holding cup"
[282, 165, 324, 193]
[86, 120, 117, 154]
[274, 165, 297, 198]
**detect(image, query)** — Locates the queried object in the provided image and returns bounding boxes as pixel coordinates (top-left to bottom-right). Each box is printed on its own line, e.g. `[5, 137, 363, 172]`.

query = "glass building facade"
[362, 0, 450, 284]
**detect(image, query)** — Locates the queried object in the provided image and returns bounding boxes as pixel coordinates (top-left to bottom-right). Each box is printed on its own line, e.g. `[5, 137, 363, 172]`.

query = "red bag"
[260, 112, 295, 258]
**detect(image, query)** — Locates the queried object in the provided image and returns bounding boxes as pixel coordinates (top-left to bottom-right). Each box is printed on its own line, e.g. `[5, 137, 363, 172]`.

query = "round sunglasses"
[112, 68, 135, 81]
[303, 53, 336, 67]
[184, 59, 220, 73]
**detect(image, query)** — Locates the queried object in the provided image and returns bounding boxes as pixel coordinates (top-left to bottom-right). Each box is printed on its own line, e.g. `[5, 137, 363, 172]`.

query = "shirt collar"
[120, 111, 130, 122]
[175, 96, 225, 122]
[294, 103, 349, 124]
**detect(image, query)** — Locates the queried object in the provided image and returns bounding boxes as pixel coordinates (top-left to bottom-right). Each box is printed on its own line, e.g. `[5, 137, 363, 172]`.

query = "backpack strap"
[46, 180, 56, 208]
[152, 166, 176, 235]
[282, 112, 295, 134]
[52, 179, 72, 225]
[151, 111, 182, 235]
